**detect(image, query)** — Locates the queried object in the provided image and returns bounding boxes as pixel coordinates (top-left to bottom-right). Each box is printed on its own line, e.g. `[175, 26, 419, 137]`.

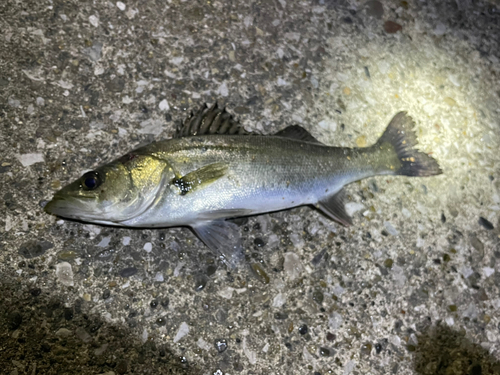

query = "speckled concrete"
[1, 0, 500, 374]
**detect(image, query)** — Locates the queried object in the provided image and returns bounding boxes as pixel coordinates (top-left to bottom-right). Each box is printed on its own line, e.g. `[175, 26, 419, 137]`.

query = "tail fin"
[376, 112, 442, 177]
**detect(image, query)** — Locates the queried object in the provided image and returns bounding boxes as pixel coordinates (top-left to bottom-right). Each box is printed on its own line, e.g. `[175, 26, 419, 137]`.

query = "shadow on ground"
[413, 323, 500, 375]
[0, 271, 201, 375]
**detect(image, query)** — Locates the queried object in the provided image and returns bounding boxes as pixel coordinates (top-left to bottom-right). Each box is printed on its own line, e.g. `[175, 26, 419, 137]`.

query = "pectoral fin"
[192, 220, 244, 268]
[316, 189, 353, 226]
[173, 163, 228, 195]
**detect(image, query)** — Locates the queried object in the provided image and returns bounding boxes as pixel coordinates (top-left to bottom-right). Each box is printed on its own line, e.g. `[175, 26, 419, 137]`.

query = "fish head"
[44, 153, 169, 224]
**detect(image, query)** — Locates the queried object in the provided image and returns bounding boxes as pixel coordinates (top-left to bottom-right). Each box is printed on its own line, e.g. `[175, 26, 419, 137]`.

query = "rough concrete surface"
[1, 0, 500, 374]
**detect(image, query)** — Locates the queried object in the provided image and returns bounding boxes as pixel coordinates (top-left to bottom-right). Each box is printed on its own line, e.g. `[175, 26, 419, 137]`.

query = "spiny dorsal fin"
[274, 125, 322, 144]
[174, 102, 251, 138]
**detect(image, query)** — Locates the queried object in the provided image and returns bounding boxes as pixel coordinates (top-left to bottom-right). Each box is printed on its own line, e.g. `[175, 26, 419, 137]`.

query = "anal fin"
[316, 189, 353, 226]
[192, 220, 244, 268]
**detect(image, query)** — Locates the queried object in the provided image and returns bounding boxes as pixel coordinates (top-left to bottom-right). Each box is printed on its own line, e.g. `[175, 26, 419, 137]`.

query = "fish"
[45, 103, 442, 267]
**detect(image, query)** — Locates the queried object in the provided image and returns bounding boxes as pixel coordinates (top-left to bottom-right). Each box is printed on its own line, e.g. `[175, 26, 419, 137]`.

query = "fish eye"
[81, 171, 102, 190]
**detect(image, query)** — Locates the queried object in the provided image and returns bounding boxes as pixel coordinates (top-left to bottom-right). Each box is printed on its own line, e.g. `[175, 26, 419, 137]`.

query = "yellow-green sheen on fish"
[45, 103, 442, 267]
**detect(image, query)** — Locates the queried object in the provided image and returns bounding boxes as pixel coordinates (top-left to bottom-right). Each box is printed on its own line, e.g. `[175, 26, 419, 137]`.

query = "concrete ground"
[1, 0, 500, 374]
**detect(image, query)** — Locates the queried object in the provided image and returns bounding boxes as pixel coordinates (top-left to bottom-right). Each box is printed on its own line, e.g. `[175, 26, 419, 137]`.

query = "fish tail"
[375, 112, 442, 177]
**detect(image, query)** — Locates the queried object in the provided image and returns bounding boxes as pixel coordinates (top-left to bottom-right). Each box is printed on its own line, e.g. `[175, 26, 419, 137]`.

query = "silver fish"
[45, 103, 442, 266]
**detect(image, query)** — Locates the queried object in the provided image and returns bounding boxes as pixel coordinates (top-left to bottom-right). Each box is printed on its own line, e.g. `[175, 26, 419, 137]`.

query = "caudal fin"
[377, 112, 442, 177]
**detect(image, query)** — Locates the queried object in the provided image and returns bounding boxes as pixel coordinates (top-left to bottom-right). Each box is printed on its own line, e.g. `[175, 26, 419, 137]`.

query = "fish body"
[45, 103, 442, 266]
[120, 135, 384, 226]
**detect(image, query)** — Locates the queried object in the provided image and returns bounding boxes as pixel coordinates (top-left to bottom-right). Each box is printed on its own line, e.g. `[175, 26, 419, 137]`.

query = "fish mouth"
[44, 195, 95, 221]
[44, 195, 124, 226]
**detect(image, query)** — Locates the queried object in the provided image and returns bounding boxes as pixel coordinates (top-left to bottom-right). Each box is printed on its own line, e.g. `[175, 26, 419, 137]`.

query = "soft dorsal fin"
[274, 125, 322, 144]
[174, 102, 251, 138]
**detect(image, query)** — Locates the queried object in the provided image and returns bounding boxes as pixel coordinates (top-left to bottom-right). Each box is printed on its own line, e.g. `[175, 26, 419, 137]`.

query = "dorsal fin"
[174, 102, 251, 138]
[174, 103, 323, 143]
[274, 125, 322, 144]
